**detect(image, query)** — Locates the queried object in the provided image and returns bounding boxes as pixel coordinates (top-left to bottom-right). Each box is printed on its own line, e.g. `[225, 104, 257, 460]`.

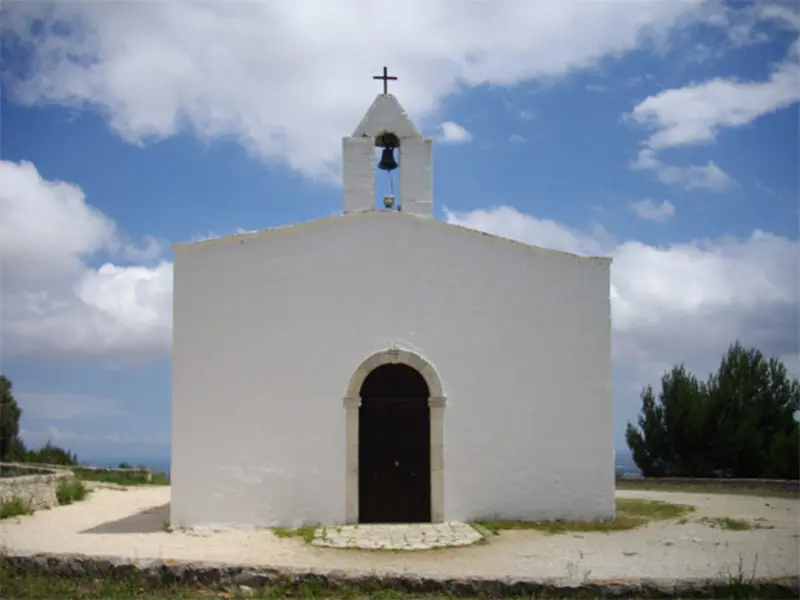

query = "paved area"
[0, 486, 797, 584]
[311, 522, 483, 549]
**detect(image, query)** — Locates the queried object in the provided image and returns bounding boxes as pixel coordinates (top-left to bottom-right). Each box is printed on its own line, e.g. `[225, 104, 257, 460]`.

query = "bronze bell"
[378, 146, 398, 171]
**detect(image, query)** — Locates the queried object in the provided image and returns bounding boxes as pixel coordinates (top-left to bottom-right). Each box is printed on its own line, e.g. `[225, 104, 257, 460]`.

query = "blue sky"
[1, 0, 798, 463]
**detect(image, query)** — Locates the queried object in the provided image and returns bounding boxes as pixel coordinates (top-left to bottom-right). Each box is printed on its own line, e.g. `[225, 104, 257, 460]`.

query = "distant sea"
[615, 452, 642, 477]
[80, 452, 642, 479]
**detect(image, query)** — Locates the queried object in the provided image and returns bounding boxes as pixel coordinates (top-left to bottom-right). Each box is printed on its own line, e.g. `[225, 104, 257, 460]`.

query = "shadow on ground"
[80, 503, 170, 534]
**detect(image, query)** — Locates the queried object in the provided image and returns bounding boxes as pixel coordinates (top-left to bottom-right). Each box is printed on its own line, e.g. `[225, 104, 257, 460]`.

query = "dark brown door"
[358, 364, 431, 523]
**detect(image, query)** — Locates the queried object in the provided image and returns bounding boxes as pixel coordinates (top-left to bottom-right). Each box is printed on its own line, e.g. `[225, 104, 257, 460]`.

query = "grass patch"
[616, 481, 798, 499]
[0, 498, 32, 520]
[698, 516, 773, 531]
[55, 479, 88, 505]
[475, 498, 694, 535]
[0, 560, 462, 599]
[272, 525, 318, 543]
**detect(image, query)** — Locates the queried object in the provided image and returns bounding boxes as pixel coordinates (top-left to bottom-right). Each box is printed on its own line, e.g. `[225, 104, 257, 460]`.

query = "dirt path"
[1, 487, 797, 583]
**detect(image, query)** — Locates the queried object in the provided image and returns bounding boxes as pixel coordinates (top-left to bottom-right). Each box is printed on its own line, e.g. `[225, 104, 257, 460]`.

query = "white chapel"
[170, 69, 615, 529]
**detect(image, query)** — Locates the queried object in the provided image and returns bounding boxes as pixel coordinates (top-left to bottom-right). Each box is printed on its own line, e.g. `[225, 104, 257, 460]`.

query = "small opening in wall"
[375, 131, 400, 148]
[375, 142, 399, 211]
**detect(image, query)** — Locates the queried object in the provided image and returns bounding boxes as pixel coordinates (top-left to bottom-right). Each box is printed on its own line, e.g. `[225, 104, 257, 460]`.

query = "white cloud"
[624, 18, 798, 193]
[445, 206, 799, 386]
[123, 235, 166, 262]
[633, 150, 735, 191]
[509, 134, 525, 143]
[446, 206, 613, 257]
[630, 149, 736, 192]
[0, 0, 712, 180]
[437, 121, 473, 144]
[0, 160, 172, 361]
[631, 199, 676, 222]
[630, 39, 800, 151]
[0, 161, 117, 285]
[760, 4, 800, 31]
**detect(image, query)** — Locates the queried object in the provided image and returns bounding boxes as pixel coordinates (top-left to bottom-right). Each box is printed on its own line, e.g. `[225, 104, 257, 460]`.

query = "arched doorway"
[358, 363, 431, 523]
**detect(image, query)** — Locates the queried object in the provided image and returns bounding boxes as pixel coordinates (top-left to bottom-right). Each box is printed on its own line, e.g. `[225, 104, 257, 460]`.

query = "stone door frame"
[343, 348, 446, 524]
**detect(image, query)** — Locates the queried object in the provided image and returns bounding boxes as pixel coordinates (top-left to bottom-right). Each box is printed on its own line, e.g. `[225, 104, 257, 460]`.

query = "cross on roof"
[373, 66, 398, 95]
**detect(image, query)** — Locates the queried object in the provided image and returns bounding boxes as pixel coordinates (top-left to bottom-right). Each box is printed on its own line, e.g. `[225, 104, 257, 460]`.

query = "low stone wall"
[14, 462, 153, 482]
[0, 463, 74, 511]
[617, 475, 799, 494]
[2, 553, 798, 598]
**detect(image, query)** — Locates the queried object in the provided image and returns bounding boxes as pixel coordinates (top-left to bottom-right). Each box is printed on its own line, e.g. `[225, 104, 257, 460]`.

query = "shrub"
[56, 479, 88, 505]
[0, 498, 31, 520]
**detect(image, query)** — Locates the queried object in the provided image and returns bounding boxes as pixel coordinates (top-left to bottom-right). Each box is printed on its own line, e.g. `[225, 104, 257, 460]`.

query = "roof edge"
[173, 210, 612, 263]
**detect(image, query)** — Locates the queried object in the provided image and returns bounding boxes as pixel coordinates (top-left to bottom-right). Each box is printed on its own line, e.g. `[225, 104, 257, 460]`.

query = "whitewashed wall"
[170, 212, 614, 528]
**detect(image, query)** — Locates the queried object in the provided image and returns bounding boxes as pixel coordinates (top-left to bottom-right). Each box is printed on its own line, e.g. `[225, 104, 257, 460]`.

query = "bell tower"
[342, 67, 433, 218]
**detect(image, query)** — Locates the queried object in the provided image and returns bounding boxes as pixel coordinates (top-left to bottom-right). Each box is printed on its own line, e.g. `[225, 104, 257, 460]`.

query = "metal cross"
[373, 66, 398, 95]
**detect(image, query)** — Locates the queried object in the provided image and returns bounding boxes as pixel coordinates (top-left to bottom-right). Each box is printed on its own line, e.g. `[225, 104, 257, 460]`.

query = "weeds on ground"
[0, 559, 463, 599]
[0, 498, 32, 520]
[475, 498, 694, 535]
[720, 553, 763, 598]
[0, 555, 787, 599]
[698, 516, 775, 531]
[271, 525, 318, 543]
[55, 479, 88, 505]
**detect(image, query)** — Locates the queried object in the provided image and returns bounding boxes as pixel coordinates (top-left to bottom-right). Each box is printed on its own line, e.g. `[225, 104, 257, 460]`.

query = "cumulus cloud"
[761, 4, 800, 31]
[0, 161, 117, 285]
[0, 0, 712, 180]
[0, 160, 172, 361]
[437, 121, 472, 144]
[622, 8, 798, 192]
[444, 205, 799, 385]
[630, 149, 736, 191]
[630, 40, 800, 151]
[630, 199, 676, 222]
[626, 28, 799, 192]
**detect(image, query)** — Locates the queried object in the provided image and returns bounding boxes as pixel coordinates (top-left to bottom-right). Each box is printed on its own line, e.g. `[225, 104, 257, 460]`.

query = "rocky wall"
[0, 464, 74, 511]
[1, 553, 798, 598]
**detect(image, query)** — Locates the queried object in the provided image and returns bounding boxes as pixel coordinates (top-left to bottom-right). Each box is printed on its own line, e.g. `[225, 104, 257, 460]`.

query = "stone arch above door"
[345, 348, 445, 402]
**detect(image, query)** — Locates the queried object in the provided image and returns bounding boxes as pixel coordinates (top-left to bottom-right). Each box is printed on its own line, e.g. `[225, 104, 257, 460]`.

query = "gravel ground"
[1, 486, 797, 584]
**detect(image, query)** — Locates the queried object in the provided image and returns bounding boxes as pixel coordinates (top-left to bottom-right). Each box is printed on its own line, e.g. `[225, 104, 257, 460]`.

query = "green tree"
[626, 342, 799, 480]
[705, 342, 799, 479]
[0, 376, 23, 462]
[626, 365, 714, 477]
[0, 376, 79, 466]
[26, 441, 79, 466]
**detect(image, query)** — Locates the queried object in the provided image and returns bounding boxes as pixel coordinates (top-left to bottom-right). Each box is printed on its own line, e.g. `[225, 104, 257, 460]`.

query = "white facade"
[170, 90, 614, 529]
